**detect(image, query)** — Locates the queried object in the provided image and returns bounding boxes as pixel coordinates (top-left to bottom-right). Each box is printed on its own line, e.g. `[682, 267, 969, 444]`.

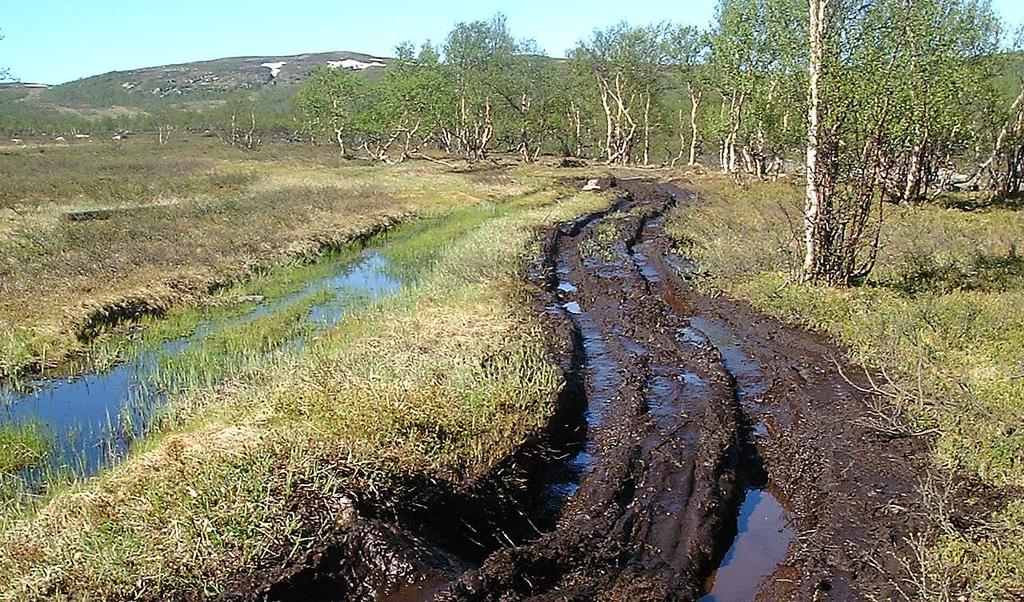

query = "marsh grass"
[0, 141, 544, 380]
[0, 182, 611, 599]
[577, 219, 623, 262]
[29, 243, 371, 388]
[149, 290, 332, 394]
[0, 139, 256, 211]
[54, 214, 443, 389]
[666, 175, 1024, 599]
[0, 251, 400, 491]
[0, 423, 51, 472]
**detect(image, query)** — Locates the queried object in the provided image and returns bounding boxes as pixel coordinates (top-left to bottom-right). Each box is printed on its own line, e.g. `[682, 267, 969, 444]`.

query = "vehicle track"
[441, 179, 926, 601]
[244, 179, 928, 601]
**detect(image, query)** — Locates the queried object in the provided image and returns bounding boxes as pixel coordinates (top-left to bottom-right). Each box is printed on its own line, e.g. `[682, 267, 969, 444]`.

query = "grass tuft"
[0, 423, 52, 472]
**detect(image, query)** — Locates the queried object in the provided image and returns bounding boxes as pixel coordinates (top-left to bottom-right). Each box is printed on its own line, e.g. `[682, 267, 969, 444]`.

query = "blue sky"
[2, 0, 1023, 84]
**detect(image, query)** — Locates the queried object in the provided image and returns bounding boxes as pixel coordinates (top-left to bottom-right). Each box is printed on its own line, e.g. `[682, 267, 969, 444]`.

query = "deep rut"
[249, 179, 927, 602]
[443, 180, 768, 600]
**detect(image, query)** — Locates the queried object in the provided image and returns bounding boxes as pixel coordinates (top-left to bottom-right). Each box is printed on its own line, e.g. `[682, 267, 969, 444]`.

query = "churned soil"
[232, 179, 928, 602]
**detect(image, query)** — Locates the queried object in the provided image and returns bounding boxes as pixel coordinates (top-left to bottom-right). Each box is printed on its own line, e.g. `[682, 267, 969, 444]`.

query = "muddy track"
[246, 180, 927, 601]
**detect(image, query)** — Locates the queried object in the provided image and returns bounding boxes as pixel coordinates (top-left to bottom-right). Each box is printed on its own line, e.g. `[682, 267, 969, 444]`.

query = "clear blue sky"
[2, 0, 1022, 85]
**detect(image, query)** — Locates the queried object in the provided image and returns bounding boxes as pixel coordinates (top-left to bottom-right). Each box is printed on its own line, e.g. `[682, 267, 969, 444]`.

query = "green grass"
[39, 204, 512, 392]
[577, 219, 622, 262]
[666, 176, 1024, 600]
[0, 184, 611, 600]
[370, 208, 505, 286]
[0, 423, 52, 472]
[150, 290, 332, 394]
[0, 139, 541, 381]
[67, 248, 371, 379]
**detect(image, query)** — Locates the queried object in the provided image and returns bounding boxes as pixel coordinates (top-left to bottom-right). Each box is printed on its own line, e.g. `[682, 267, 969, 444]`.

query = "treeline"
[5, 0, 1023, 211]
[0, 95, 299, 142]
[296, 1, 1024, 205]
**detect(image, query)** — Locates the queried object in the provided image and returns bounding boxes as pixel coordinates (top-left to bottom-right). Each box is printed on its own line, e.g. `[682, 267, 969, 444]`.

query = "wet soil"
[238, 179, 928, 601]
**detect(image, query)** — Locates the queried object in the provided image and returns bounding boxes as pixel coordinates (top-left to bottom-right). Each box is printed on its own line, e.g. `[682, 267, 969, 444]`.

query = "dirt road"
[249, 179, 927, 601]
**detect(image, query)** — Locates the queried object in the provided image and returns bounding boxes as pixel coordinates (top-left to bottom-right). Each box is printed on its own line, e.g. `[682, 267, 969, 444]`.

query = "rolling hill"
[1, 51, 389, 119]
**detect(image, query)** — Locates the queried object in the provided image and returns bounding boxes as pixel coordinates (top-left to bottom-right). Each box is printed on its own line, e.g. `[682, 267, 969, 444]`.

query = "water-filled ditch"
[1, 250, 403, 480]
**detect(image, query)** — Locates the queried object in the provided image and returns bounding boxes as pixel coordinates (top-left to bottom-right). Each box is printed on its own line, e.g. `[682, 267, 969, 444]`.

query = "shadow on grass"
[936, 193, 1024, 212]
[880, 249, 1024, 295]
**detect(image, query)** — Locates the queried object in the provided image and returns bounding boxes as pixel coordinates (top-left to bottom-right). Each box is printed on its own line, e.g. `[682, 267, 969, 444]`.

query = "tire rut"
[442, 180, 764, 600]
[246, 178, 928, 602]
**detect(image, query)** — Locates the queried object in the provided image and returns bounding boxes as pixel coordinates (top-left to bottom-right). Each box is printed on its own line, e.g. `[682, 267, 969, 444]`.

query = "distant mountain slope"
[0, 82, 51, 100]
[2, 51, 389, 117]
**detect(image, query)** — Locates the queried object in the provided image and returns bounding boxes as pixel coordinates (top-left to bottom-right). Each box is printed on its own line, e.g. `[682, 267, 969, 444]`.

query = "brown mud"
[234, 179, 928, 601]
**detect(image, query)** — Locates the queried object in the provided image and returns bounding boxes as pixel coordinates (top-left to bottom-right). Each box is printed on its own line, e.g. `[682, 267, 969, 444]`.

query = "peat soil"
[238, 179, 928, 601]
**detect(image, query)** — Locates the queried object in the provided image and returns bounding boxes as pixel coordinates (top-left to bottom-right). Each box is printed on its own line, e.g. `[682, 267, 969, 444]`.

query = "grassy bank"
[667, 176, 1024, 600]
[0, 183, 609, 599]
[0, 139, 538, 380]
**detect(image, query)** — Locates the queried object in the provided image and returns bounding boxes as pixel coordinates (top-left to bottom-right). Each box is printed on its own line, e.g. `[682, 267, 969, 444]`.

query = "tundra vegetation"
[0, 164, 609, 598]
[0, 0, 1022, 598]
[0, 139, 536, 380]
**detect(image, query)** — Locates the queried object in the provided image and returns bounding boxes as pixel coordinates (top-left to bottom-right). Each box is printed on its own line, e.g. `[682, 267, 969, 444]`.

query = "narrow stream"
[0, 250, 403, 480]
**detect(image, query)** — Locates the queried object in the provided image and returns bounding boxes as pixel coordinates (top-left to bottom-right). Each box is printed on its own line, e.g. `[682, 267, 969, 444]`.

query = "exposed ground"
[668, 177, 1024, 598]
[230, 179, 931, 601]
[458, 179, 927, 600]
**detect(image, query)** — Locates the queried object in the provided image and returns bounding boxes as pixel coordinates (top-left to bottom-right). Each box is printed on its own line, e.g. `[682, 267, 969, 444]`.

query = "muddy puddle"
[0, 250, 402, 479]
[682, 316, 794, 598]
[536, 295, 614, 516]
[684, 316, 769, 402]
[700, 488, 795, 601]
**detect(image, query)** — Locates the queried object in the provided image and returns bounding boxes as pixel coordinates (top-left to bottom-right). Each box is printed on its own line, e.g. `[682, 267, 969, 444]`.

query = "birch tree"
[552, 61, 599, 158]
[368, 43, 453, 161]
[296, 67, 363, 154]
[803, 0, 827, 280]
[976, 27, 1024, 197]
[803, 0, 897, 283]
[570, 23, 670, 165]
[882, 0, 1001, 203]
[666, 25, 709, 166]
[443, 15, 519, 160]
[709, 0, 806, 177]
[490, 42, 562, 162]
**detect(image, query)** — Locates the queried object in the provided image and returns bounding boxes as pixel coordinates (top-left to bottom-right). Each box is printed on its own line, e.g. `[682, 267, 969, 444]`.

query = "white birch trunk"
[803, 0, 828, 280]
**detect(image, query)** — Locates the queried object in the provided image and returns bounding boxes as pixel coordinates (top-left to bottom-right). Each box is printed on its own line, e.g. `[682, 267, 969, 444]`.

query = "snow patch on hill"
[327, 58, 386, 70]
[260, 61, 287, 78]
